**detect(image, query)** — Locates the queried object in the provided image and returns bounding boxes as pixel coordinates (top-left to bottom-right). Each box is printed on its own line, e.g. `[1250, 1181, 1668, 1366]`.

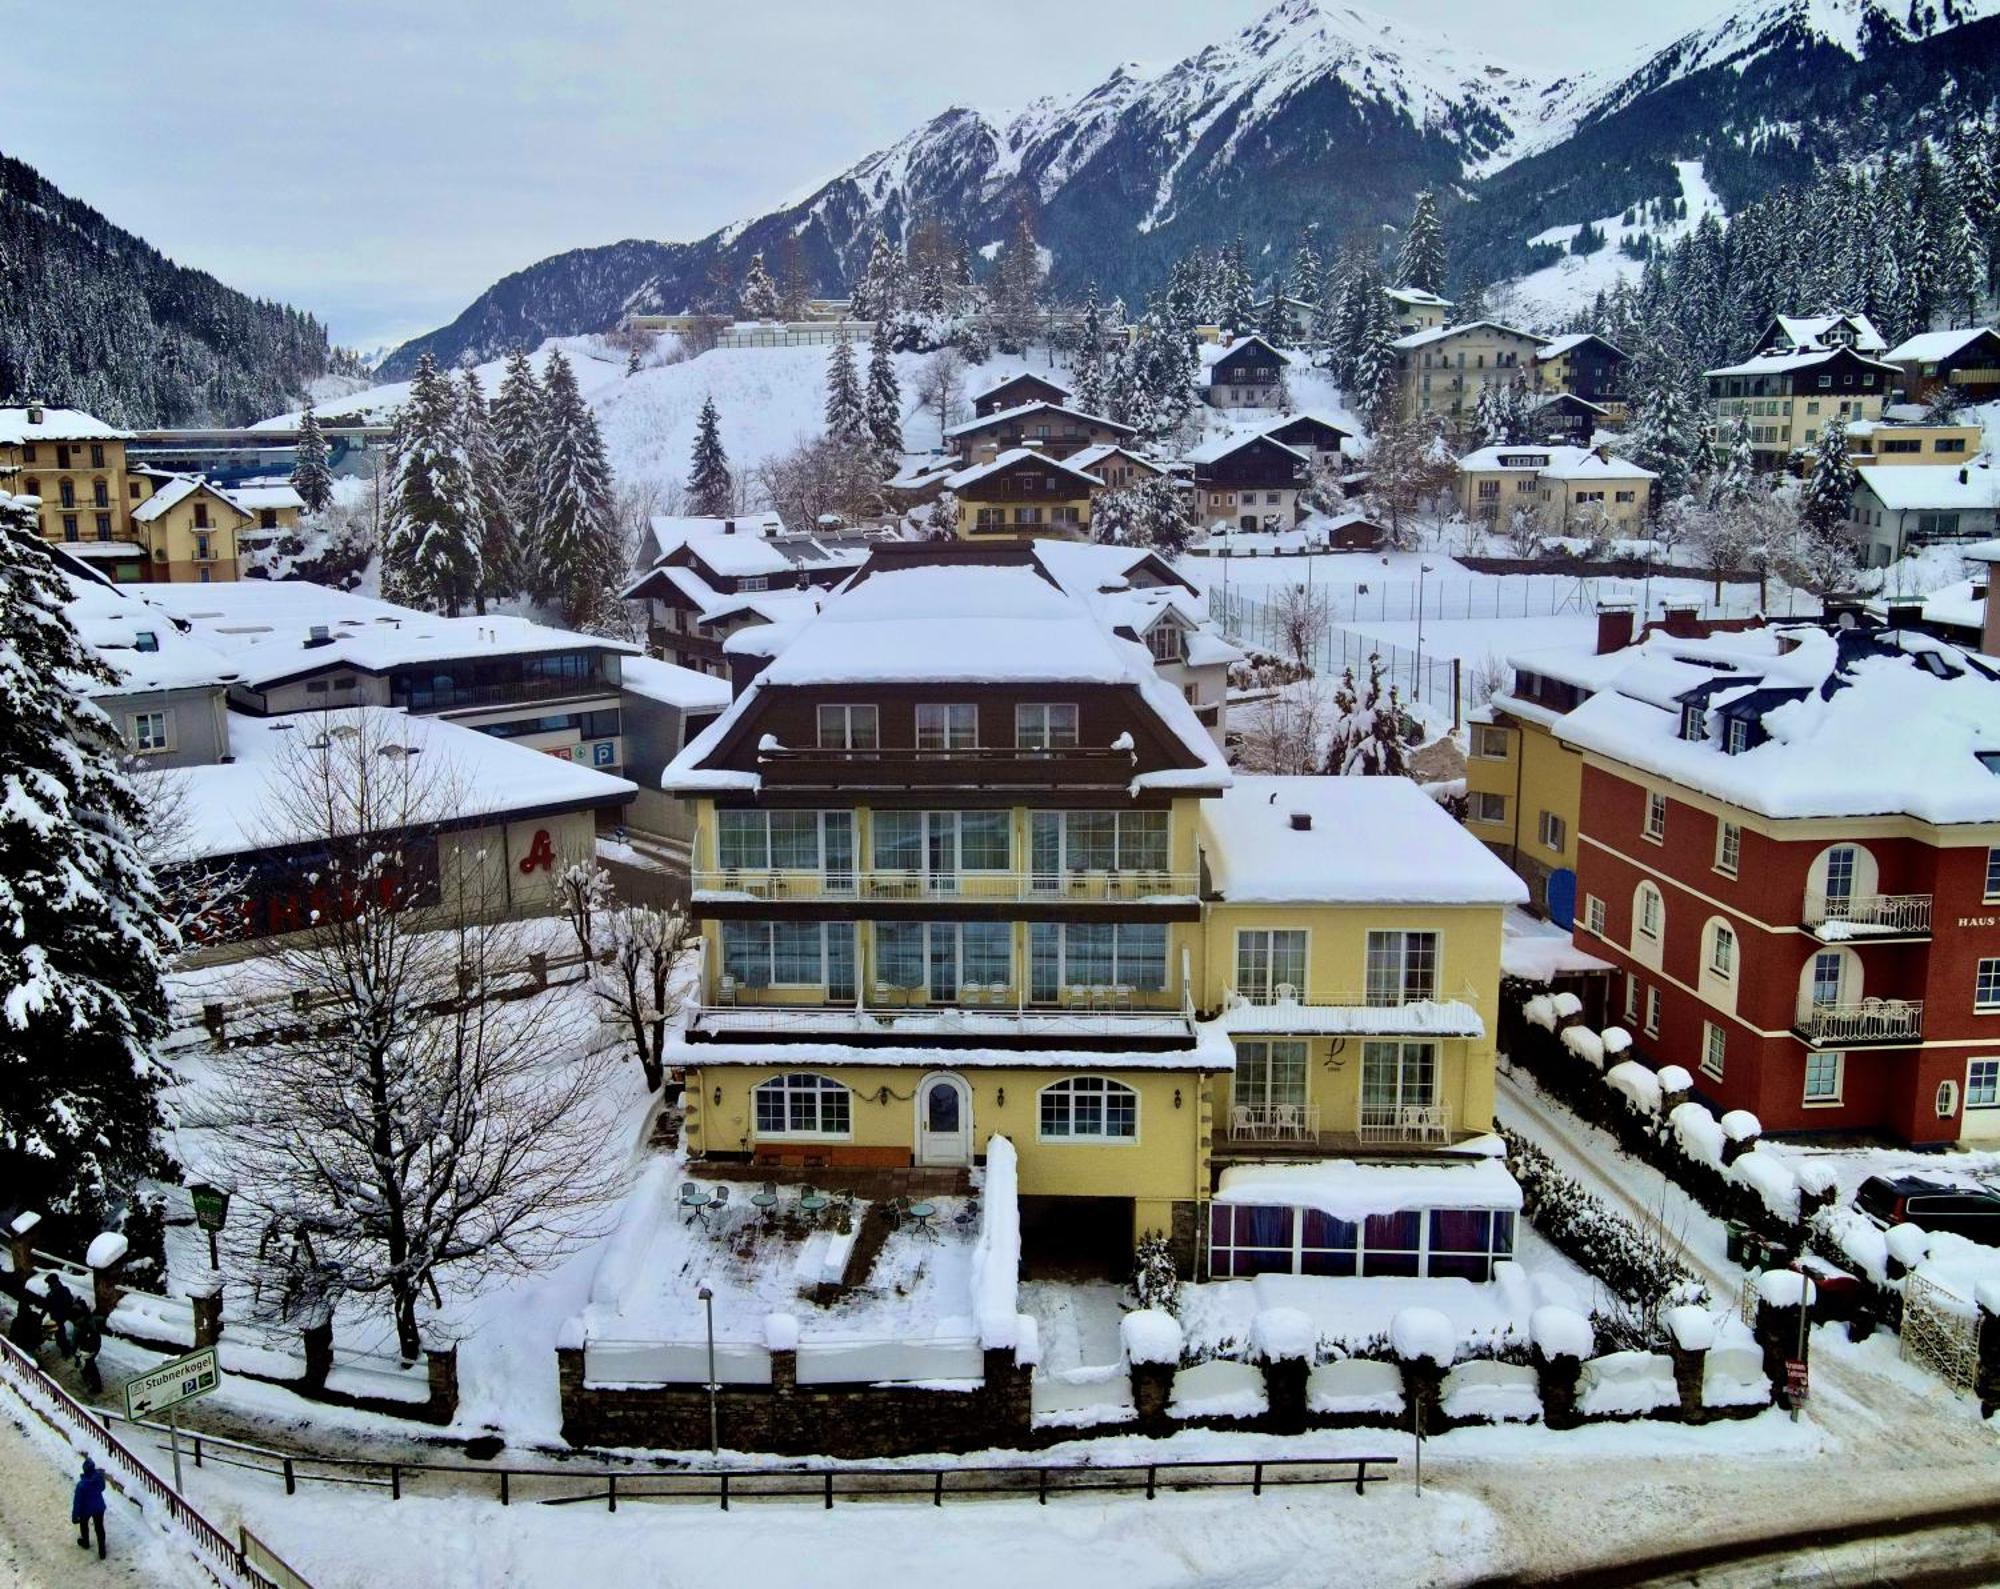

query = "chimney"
[1887, 602, 1924, 631]
[25, 403, 42, 425]
[722, 518, 737, 534]
[1596, 600, 1636, 654]
[1289, 811, 1312, 832]
[1661, 602, 1701, 639]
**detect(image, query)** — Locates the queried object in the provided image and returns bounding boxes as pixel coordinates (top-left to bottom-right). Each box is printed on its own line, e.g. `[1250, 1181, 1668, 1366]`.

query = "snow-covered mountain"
[381, 0, 2000, 375]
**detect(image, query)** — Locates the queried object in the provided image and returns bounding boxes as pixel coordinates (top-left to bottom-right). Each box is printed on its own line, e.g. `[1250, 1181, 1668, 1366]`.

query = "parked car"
[1855, 1175, 2000, 1246]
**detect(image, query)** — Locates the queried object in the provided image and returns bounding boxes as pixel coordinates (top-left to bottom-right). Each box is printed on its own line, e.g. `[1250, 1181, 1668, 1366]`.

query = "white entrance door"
[916, 1074, 972, 1166]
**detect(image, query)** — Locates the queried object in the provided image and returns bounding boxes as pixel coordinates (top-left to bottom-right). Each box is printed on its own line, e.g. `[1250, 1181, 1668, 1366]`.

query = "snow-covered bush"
[1130, 1230, 1182, 1319]
[1250, 1307, 1315, 1364]
[1732, 1147, 1801, 1223]
[1530, 1305, 1592, 1361]
[1654, 1064, 1693, 1095]
[1523, 995, 1558, 1032]
[1122, 1308, 1185, 1367]
[1562, 1026, 1607, 1070]
[1606, 1060, 1662, 1116]
[1668, 1101, 1726, 1168]
[1391, 1307, 1456, 1367]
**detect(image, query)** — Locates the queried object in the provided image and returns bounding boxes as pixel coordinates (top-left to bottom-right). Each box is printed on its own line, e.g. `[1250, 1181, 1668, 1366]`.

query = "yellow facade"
[1849, 420, 1983, 466]
[130, 477, 251, 582]
[1463, 711, 1581, 913]
[955, 493, 1092, 540]
[1712, 389, 1887, 462]
[3, 433, 133, 546]
[1398, 325, 1543, 430]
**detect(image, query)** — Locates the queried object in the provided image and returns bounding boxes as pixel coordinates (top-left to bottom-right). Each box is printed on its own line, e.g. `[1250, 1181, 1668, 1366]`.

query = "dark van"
[1855, 1175, 2000, 1247]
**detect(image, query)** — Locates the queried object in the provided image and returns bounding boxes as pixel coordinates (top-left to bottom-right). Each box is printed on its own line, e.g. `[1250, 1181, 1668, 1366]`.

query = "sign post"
[122, 1347, 221, 1493]
[188, 1185, 230, 1270]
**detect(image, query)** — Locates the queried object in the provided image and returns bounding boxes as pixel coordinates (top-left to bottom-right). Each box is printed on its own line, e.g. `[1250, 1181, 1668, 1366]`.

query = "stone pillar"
[4, 1213, 37, 1280]
[1976, 1297, 2000, 1420]
[1130, 1362, 1175, 1435]
[301, 1319, 334, 1392]
[1397, 1358, 1445, 1434]
[87, 1241, 127, 1319]
[189, 1282, 224, 1349]
[1535, 1350, 1584, 1430]
[426, 1344, 459, 1421]
[1260, 1357, 1309, 1434]
[555, 1346, 587, 1444]
[1167, 1201, 1201, 1276]
[1667, 1340, 1707, 1422]
[983, 1346, 1033, 1444]
[1753, 1291, 1811, 1409]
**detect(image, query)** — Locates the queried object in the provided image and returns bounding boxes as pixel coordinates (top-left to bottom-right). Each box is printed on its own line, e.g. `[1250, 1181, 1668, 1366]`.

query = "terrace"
[691, 867, 1200, 906]
[1802, 891, 1933, 940]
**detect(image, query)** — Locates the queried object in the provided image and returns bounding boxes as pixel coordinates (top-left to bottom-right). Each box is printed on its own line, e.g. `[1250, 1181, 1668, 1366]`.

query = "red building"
[1556, 615, 2000, 1146]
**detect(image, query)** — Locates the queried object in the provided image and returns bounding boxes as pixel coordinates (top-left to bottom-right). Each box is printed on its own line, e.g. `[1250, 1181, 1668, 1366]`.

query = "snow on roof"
[1198, 335, 1293, 371]
[1502, 906, 1615, 982]
[1535, 332, 1625, 361]
[619, 654, 732, 712]
[945, 448, 1103, 492]
[131, 475, 244, 524]
[1864, 580, 1985, 633]
[942, 400, 1133, 438]
[1218, 996, 1485, 1038]
[1064, 442, 1162, 472]
[1455, 444, 1654, 481]
[1885, 327, 1999, 364]
[643, 512, 785, 563]
[1855, 463, 2000, 513]
[59, 571, 238, 695]
[699, 587, 825, 628]
[226, 483, 306, 513]
[670, 1022, 1235, 1073]
[1556, 625, 2000, 824]
[886, 457, 960, 491]
[1202, 775, 1528, 905]
[1183, 429, 1309, 467]
[155, 706, 635, 863]
[1390, 320, 1539, 351]
[1706, 346, 1900, 378]
[0, 406, 131, 445]
[974, 370, 1070, 400]
[1386, 287, 1453, 308]
[1260, 410, 1351, 439]
[1775, 312, 1886, 353]
[1214, 1159, 1522, 1221]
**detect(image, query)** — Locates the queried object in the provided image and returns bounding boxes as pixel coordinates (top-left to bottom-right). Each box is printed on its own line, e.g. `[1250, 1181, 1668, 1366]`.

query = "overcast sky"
[0, 0, 1721, 354]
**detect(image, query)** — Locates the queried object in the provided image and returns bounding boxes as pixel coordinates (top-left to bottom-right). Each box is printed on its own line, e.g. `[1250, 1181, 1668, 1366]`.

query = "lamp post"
[698, 1280, 718, 1454]
[1414, 562, 1435, 703]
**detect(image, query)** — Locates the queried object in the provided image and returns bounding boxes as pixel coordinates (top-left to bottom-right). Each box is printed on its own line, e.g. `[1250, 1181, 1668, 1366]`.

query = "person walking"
[71, 1455, 107, 1558]
[42, 1280, 75, 1358]
[70, 1310, 102, 1396]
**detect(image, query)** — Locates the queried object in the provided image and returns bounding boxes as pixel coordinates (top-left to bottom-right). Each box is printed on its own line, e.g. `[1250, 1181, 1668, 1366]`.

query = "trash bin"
[1724, 1221, 1750, 1265]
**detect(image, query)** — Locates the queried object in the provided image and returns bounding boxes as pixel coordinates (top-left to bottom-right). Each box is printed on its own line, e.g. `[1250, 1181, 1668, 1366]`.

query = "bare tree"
[1270, 581, 1331, 672]
[556, 856, 614, 959]
[1503, 500, 1549, 559]
[1232, 683, 1329, 775]
[194, 714, 623, 1361]
[911, 349, 967, 440]
[130, 766, 243, 945]
[1365, 415, 1455, 550]
[594, 903, 693, 1092]
[756, 434, 884, 529]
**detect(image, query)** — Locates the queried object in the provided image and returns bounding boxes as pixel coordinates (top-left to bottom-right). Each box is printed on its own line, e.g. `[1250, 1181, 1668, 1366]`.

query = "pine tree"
[1328, 654, 1408, 776]
[1800, 415, 1858, 537]
[1629, 367, 1702, 504]
[863, 319, 903, 459]
[1220, 234, 1257, 337]
[531, 348, 619, 628]
[740, 252, 781, 321]
[458, 368, 516, 612]
[1710, 415, 1757, 509]
[850, 232, 904, 324]
[1397, 191, 1447, 295]
[1289, 229, 1323, 317]
[1353, 305, 1402, 428]
[491, 348, 545, 582]
[290, 398, 334, 514]
[0, 497, 172, 1229]
[1258, 277, 1292, 345]
[382, 352, 481, 615]
[687, 396, 733, 516]
[990, 203, 1044, 353]
[1091, 474, 1190, 556]
[1073, 280, 1109, 415]
[824, 336, 868, 445]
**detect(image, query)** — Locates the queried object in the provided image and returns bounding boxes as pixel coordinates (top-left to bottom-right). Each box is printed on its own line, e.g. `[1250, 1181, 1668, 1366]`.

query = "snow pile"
[1702, 1344, 1771, 1408]
[1885, 1223, 1930, 1270]
[1562, 1026, 1606, 1070]
[1732, 1148, 1801, 1223]
[1911, 1231, 2000, 1310]
[970, 1135, 1022, 1350]
[1012, 1314, 1042, 1368]
[1551, 992, 1583, 1020]
[1793, 1160, 1837, 1201]
[1168, 1359, 1268, 1420]
[1669, 1102, 1726, 1168]
[85, 1232, 128, 1270]
[1306, 1358, 1405, 1415]
[1522, 995, 1558, 1032]
[1811, 1207, 1889, 1284]
[1250, 1306, 1316, 1364]
[1578, 1350, 1679, 1416]
[1655, 1064, 1693, 1094]
[1601, 1027, 1633, 1057]
[1752, 1270, 1816, 1308]
[1441, 1360, 1541, 1422]
[763, 1313, 800, 1352]
[1976, 1277, 2000, 1318]
[1720, 1110, 1762, 1143]
[1663, 1305, 1716, 1353]
[1121, 1309, 1185, 1367]
[1605, 1060, 1662, 1115]
[1390, 1307, 1456, 1366]
[1530, 1305, 1592, 1361]
[8, 1211, 40, 1236]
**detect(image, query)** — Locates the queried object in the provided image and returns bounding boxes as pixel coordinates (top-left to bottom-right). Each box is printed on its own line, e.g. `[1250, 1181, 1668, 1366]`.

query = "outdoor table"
[680, 1190, 712, 1223]
[907, 1201, 938, 1239]
[799, 1193, 830, 1221]
[750, 1189, 779, 1221]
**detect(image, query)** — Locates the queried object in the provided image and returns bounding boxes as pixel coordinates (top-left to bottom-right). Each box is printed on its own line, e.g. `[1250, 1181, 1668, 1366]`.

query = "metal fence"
[1213, 584, 1460, 719]
[1210, 571, 1770, 628]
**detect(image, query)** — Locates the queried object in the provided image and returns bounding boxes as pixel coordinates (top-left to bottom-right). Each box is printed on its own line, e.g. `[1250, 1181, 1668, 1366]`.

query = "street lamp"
[697, 1279, 718, 1454]
[1414, 563, 1436, 704]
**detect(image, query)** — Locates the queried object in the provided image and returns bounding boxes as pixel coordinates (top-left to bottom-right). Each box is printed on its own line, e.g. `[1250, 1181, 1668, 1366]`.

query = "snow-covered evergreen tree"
[1073, 280, 1109, 415]
[1628, 368, 1703, 504]
[687, 396, 733, 516]
[990, 203, 1044, 354]
[863, 319, 903, 459]
[1257, 277, 1292, 344]
[458, 368, 516, 612]
[1352, 314, 1401, 427]
[1325, 654, 1408, 776]
[1219, 234, 1257, 337]
[290, 398, 334, 514]
[1799, 415, 1858, 537]
[0, 496, 172, 1230]
[1321, 665, 1361, 775]
[740, 252, 781, 321]
[382, 352, 481, 616]
[1709, 415, 1757, 509]
[1397, 191, 1446, 295]
[1091, 474, 1190, 557]
[531, 348, 619, 628]
[850, 232, 904, 324]
[824, 335, 868, 445]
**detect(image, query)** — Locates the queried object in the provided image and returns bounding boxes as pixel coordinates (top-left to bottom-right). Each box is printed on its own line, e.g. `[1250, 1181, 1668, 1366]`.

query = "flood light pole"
[698, 1280, 718, 1453]
[1414, 562, 1435, 703]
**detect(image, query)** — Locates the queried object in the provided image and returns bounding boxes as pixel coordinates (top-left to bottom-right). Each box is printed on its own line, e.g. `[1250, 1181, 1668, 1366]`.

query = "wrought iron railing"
[1794, 999, 1923, 1044]
[1802, 892, 1932, 935]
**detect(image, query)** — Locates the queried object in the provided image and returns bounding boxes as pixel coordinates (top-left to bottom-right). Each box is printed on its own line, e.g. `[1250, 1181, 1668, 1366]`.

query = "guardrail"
[1803, 892, 1932, 935]
[1794, 998, 1924, 1045]
[692, 869, 1199, 904]
[0, 1333, 299, 1589]
[1225, 983, 1478, 1009]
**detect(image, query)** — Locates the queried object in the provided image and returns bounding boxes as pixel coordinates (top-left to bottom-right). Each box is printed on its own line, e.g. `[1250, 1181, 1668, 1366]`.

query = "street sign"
[189, 1186, 230, 1233]
[1785, 1357, 1809, 1404]
[123, 1348, 221, 1421]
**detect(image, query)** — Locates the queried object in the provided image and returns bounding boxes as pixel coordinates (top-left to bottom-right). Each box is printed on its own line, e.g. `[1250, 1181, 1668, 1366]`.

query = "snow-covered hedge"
[1390, 1307, 1456, 1367]
[1668, 1102, 1726, 1169]
[1530, 1305, 1592, 1361]
[1122, 1309, 1184, 1367]
[1504, 1127, 1702, 1313]
[1562, 1026, 1607, 1070]
[1606, 1060, 1662, 1115]
[1250, 1307, 1315, 1364]
[1732, 1147, 1800, 1223]
[971, 1135, 1021, 1350]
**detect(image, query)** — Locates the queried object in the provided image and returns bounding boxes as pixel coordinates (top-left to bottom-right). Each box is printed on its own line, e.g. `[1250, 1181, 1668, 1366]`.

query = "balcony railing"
[1227, 1103, 1321, 1141]
[1357, 1104, 1454, 1146]
[689, 998, 1193, 1042]
[1794, 999, 1924, 1046]
[1803, 891, 1932, 937]
[691, 868, 1198, 904]
[1224, 984, 1478, 1010]
[758, 744, 1138, 787]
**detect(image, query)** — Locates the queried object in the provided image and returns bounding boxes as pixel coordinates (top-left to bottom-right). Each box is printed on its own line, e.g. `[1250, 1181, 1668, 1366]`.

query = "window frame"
[815, 703, 879, 750]
[1014, 702, 1081, 751]
[1636, 883, 1663, 942]
[1708, 921, 1736, 981]
[1803, 1051, 1844, 1106]
[1234, 927, 1309, 1001]
[1715, 821, 1741, 877]
[1364, 929, 1440, 1005]
[1583, 894, 1607, 937]
[1470, 725, 1510, 761]
[915, 702, 979, 751]
[1537, 809, 1566, 854]
[1036, 1076, 1139, 1143]
[752, 1072, 853, 1139]
[1643, 790, 1667, 844]
[1984, 847, 2000, 905]
[1469, 790, 1506, 824]
[1645, 986, 1662, 1036]
[1701, 1019, 1726, 1081]
[1967, 1058, 2000, 1110]
[1977, 958, 2000, 1014]
[127, 709, 172, 754]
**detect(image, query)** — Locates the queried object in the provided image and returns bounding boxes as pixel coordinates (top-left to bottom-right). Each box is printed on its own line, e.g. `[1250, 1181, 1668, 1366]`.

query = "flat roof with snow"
[1215, 1158, 1522, 1220]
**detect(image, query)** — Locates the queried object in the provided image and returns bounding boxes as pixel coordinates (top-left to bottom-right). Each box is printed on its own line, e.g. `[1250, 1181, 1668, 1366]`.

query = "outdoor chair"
[717, 974, 738, 1006]
[677, 1181, 708, 1223]
[706, 1184, 731, 1219]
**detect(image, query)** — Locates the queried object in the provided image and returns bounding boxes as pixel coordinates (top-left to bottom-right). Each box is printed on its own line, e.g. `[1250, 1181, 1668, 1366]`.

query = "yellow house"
[1844, 415, 1983, 467]
[1392, 321, 1544, 433]
[1705, 344, 1899, 466]
[0, 404, 149, 579]
[1456, 444, 1657, 534]
[129, 472, 253, 581]
[945, 448, 1099, 540]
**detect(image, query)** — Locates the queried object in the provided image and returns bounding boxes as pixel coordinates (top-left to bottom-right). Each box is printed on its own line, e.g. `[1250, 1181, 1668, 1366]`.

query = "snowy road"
[0, 1406, 193, 1588]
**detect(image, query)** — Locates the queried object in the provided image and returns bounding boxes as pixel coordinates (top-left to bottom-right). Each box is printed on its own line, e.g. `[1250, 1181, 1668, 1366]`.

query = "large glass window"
[1029, 809, 1174, 874]
[1235, 929, 1307, 1000]
[754, 1073, 852, 1137]
[1027, 923, 1168, 997]
[715, 810, 852, 876]
[916, 703, 978, 749]
[874, 811, 1010, 878]
[1823, 845, 1857, 912]
[1208, 1204, 1296, 1277]
[875, 923, 1013, 999]
[816, 704, 879, 749]
[1233, 1040, 1308, 1111]
[1804, 1052, 1843, 1103]
[1365, 930, 1439, 1003]
[1208, 1204, 1512, 1279]
[720, 921, 853, 989]
[1015, 703, 1080, 750]
[1038, 1077, 1138, 1141]
[1979, 959, 2000, 1013]
[1362, 1211, 1423, 1277]
[1361, 1040, 1437, 1118]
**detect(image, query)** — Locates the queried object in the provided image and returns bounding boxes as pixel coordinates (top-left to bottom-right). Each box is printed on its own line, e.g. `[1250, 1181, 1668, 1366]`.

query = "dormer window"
[1724, 717, 1750, 755]
[1680, 705, 1707, 742]
[1146, 624, 1186, 663]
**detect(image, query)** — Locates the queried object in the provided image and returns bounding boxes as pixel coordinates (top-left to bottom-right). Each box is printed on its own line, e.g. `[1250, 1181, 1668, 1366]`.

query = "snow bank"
[1578, 1351, 1679, 1416]
[1522, 995, 1558, 1032]
[1752, 1270, 1815, 1308]
[1390, 1307, 1456, 1366]
[970, 1135, 1021, 1350]
[1732, 1148, 1801, 1223]
[1121, 1309, 1185, 1367]
[1601, 1026, 1633, 1057]
[1720, 1109, 1762, 1143]
[1655, 1064, 1693, 1094]
[1663, 1305, 1715, 1353]
[763, 1312, 799, 1352]
[1250, 1306, 1315, 1364]
[1168, 1358, 1268, 1420]
[1605, 1060, 1662, 1115]
[1885, 1223, 1930, 1269]
[85, 1232, 128, 1270]
[1702, 1345, 1772, 1408]
[1306, 1358, 1404, 1416]
[1812, 1207, 1889, 1285]
[1530, 1305, 1592, 1361]
[1562, 1026, 1606, 1070]
[1669, 1102, 1726, 1168]
[1441, 1360, 1541, 1423]
[8, 1211, 40, 1236]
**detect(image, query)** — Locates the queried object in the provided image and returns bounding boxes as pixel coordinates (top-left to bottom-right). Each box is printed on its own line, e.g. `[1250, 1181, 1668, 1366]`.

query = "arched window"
[753, 1072, 851, 1137]
[1635, 883, 1664, 942]
[1707, 920, 1735, 979]
[1038, 1076, 1137, 1142]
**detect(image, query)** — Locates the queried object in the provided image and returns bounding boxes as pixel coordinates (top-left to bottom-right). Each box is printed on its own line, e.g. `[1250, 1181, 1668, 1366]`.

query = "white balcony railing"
[1794, 999, 1924, 1045]
[1227, 1103, 1321, 1141]
[691, 868, 1198, 904]
[688, 1002, 1194, 1041]
[1224, 983, 1478, 1010]
[1356, 1104, 1454, 1145]
[1803, 892, 1932, 936]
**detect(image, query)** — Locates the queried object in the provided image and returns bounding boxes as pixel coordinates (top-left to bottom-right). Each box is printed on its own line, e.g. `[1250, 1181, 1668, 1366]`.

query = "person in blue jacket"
[72, 1454, 107, 1558]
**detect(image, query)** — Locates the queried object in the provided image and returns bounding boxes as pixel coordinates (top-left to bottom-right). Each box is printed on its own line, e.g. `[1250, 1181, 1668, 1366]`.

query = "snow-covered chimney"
[25, 403, 42, 425]
[1289, 811, 1312, 832]
[1596, 600, 1635, 655]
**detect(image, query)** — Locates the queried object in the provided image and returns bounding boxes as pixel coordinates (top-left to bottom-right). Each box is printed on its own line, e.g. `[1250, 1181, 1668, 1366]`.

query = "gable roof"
[1885, 327, 2000, 365]
[1385, 287, 1454, 309]
[1391, 319, 1540, 352]
[1705, 345, 1901, 379]
[944, 447, 1104, 492]
[1183, 430, 1309, 468]
[0, 407, 131, 446]
[1200, 334, 1292, 373]
[1260, 411, 1352, 444]
[943, 400, 1134, 439]
[130, 474, 248, 524]
[1769, 312, 1887, 354]
[974, 370, 1071, 403]
[1455, 443, 1653, 481]
[1064, 443, 1165, 475]
[1536, 333, 1627, 362]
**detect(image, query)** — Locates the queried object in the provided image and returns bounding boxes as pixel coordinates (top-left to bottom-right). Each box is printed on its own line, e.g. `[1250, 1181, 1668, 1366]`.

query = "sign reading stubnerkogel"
[122, 1347, 220, 1420]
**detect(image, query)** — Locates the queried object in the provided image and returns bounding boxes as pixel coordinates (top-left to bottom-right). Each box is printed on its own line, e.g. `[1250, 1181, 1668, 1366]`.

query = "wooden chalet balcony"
[757, 743, 1138, 788]
[691, 868, 1199, 905]
[1802, 891, 1932, 940]
[1949, 368, 2000, 385]
[1793, 998, 1924, 1047]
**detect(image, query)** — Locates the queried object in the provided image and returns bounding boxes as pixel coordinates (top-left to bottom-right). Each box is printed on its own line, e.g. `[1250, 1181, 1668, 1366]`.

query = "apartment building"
[946, 449, 1101, 540]
[1393, 322, 1544, 434]
[1455, 444, 1657, 532]
[1704, 344, 1899, 465]
[1184, 431, 1306, 532]
[1885, 327, 2000, 404]
[1201, 335, 1290, 409]
[1532, 333, 1629, 418]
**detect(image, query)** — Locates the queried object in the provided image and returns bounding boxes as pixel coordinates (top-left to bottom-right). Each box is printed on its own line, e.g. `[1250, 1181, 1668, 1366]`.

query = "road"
[0, 1408, 185, 1587]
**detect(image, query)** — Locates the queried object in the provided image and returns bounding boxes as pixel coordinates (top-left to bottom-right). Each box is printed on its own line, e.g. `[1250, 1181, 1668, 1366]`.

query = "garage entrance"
[1019, 1195, 1133, 1281]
